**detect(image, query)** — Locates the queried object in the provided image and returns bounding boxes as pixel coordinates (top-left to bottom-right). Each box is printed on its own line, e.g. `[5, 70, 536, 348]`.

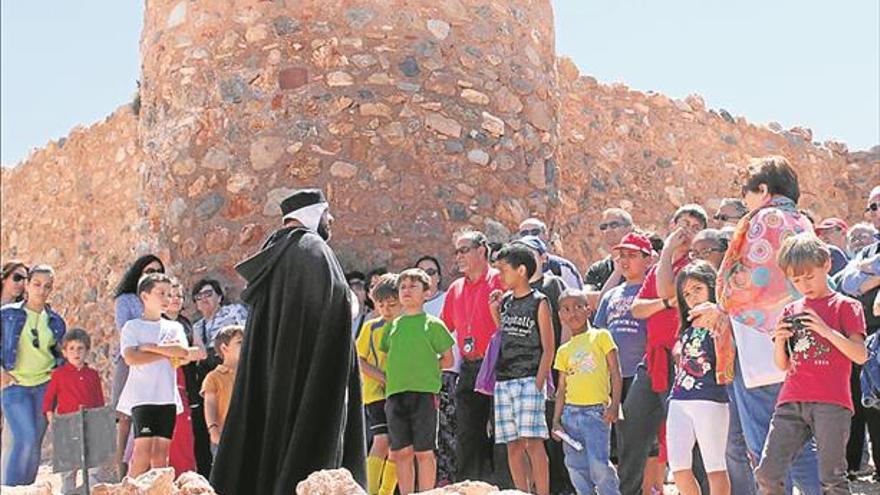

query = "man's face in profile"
[318, 209, 334, 241]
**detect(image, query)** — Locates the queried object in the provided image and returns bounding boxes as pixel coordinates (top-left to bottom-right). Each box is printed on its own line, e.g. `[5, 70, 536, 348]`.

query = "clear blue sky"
[2, 1, 877, 166]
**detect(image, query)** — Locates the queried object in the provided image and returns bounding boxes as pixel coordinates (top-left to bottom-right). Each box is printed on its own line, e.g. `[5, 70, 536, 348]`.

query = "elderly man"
[712, 198, 748, 228]
[584, 208, 635, 291]
[212, 188, 366, 494]
[847, 223, 878, 258]
[517, 217, 583, 289]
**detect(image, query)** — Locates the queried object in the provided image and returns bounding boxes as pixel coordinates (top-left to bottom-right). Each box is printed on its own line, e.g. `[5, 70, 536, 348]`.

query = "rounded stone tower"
[138, 0, 559, 278]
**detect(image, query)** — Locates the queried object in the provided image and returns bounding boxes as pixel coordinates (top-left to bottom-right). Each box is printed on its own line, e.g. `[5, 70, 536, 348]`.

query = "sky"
[1, 1, 877, 166]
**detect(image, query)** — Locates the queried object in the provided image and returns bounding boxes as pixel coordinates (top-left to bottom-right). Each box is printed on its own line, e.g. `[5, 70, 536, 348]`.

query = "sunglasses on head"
[518, 227, 544, 237]
[866, 203, 879, 213]
[11, 273, 27, 283]
[599, 221, 628, 231]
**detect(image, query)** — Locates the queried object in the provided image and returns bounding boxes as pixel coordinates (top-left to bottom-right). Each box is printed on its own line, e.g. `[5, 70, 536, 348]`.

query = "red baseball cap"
[613, 233, 654, 256]
[815, 218, 848, 232]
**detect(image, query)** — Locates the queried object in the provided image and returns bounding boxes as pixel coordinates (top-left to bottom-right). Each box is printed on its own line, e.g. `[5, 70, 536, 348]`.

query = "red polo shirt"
[42, 363, 104, 415]
[441, 267, 503, 360]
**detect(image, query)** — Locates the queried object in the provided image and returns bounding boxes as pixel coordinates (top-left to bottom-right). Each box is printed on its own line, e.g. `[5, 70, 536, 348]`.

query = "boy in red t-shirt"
[757, 234, 867, 495]
[42, 328, 105, 494]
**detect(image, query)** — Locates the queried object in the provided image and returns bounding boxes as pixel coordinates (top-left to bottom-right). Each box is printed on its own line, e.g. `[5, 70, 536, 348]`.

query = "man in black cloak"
[211, 188, 366, 494]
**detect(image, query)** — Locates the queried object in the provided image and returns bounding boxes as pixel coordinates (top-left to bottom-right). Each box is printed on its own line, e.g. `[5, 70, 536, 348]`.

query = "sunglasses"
[143, 267, 163, 275]
[11, 273, 27, 283]
[518, 227, 544, 237]
[454, 246, 475, 256]
[866, 203, 879, 213]
[688, 247, 725, 259]
[421, 268, 439, 276]
[599, 221, 629, 231]
[194, 290, 216, 302]
[713, 213, 742, 222]
[30, 327, 40, 349]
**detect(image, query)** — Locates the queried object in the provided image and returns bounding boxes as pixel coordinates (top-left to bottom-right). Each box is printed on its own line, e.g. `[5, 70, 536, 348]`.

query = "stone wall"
[0, 107, 155, 386]
[137, 0, 560, 285]
[553, 57, 879, 268]
[0, 0, 877, 388]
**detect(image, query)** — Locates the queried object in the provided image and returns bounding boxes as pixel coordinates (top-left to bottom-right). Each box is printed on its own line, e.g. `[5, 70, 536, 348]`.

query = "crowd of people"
[1, 155, 879, 495]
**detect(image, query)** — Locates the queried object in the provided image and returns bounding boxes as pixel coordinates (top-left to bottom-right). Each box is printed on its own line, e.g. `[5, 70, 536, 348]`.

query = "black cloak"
[210, 227, 366, 494]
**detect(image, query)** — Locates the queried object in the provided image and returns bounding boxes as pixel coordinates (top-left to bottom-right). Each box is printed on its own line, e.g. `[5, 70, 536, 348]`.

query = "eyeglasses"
[194, 290, 216, 302]
[30, 327, 40, 348]
[866, 203, 879, 213]
[11, 273, 27, 283]
[454, 246, 474, 256]
[518, 227, 544, 237]
[599, 221, 629, 231]
[688, 247, 725, 259]
[713, 213, 743, 222]
[422, 268, 439, 276]
[143, 267, 163, 275]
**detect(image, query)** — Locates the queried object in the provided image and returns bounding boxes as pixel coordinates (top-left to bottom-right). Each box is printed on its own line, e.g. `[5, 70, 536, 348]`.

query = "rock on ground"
[296, 469, 367, 495]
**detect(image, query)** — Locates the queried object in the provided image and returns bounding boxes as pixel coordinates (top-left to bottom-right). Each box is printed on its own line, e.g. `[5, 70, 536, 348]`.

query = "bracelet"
[208, 424, 219, 430]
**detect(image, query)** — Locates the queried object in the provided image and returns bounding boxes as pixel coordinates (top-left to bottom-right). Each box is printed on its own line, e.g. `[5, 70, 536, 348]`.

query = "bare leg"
[115, 414, 131, 479]
[392, 447, 415, 495]
[524, 438, 550, 495]
[708, 470, 731, 495]
[672, 469, 702, 495]
[150, 438, 172, 469]
[414, 450, 437, 492]
[128, 438, 153, 478]
[507, 440, 530, 491]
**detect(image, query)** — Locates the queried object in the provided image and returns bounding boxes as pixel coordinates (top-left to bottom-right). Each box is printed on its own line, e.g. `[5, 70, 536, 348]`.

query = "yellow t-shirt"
[355, 317, 389, 404]
[553, 328, 617, 406]
[11, 309, 56, 387]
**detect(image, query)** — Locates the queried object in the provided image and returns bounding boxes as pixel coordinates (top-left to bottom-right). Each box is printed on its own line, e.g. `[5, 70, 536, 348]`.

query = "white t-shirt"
[425, 291, 461, 373]
[116, 318, 186, 415]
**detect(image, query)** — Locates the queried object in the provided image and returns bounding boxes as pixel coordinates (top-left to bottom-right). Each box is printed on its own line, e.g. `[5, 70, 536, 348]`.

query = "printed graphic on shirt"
[674, 328, 713, 392]
[789, 325, 832, 371]
[566, 349, 598, 375]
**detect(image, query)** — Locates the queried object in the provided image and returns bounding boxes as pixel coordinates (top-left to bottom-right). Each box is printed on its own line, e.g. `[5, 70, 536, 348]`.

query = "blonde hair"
[777, 233, 830, 277]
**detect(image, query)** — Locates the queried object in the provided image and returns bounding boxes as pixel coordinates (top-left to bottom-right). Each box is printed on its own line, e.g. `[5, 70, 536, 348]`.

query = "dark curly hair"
[115, 254, 165, 298]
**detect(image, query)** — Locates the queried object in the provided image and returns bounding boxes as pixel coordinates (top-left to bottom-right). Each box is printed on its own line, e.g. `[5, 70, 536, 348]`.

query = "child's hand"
[1, 370, 17, 389]
[688, 302, 721, 328]
[604, 403, 620, 424]
[551, 419, 563, 441]
[773, 318, 793, 344]
[799, 309, 832, 339]
[46, 412, 54, 424]
[665, 227, 690, 252]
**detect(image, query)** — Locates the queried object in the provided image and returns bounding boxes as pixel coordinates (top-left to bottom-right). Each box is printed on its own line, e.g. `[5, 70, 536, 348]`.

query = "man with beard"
[211, 188, 366, 494]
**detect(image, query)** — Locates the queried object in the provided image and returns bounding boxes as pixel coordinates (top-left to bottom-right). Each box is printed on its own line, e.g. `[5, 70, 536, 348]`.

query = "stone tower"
[138, 0, 560, 278]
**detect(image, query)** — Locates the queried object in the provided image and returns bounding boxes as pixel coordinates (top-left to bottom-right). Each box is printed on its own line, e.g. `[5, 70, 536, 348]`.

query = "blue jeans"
[732, 365, 820, 495]
[1, 383, 49, 486]
[726, 384, 757, 495]
[561, 404, 620, 495]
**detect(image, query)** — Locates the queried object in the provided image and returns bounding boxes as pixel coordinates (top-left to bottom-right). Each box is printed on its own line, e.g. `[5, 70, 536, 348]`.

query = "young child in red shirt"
[756, 234, 867, 495]
[42, 328, 105, 494]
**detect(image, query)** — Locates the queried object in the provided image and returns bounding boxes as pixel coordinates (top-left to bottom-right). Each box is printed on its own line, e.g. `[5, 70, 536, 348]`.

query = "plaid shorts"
[494, 376, 548, 444]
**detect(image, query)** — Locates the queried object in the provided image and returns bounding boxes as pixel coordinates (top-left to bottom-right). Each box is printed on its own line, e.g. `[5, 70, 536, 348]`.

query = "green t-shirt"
[379, 313, 454, 397]
[11, 308, 56, 386]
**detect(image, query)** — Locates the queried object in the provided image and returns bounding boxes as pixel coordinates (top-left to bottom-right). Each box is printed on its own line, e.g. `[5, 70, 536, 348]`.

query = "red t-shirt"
[637, 256, 690, 392]
[42, 363, 104, 415]
[441, 267, 503, 360]
[778, 292, 866, 411]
